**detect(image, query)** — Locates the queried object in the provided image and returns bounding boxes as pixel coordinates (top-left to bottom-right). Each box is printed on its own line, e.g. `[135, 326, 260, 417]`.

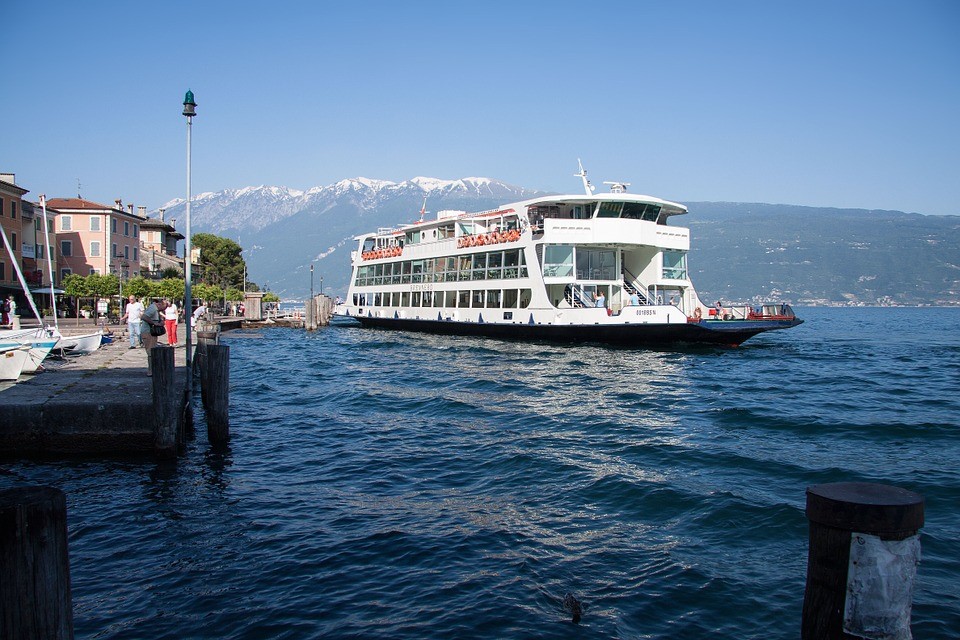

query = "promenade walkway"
[0, 327, 187, 455]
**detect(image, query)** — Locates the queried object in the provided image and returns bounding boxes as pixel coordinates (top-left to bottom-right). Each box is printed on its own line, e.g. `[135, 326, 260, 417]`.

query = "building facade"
[0, 174, 28, 294]
[46, 198, 145, 283]
[139, 209, 184, 277]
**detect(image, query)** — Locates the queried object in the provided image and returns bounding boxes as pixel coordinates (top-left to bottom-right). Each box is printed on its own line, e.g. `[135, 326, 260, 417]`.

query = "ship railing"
[622, 268, 657, 305]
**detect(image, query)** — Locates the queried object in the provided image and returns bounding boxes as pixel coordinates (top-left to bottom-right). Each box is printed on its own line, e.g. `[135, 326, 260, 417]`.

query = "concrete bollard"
[151, 345, 178, 458]
[802, 482, 924, 640]
[0, 486, 74, 639]
[203, 344, 230, 446]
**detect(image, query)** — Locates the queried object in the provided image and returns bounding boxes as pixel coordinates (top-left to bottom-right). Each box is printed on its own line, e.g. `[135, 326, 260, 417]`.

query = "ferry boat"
[337, 164, 802, 346]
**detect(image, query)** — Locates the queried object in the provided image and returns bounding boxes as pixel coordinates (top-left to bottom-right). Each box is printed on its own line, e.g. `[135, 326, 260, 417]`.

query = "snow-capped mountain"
[155, 177, 544, 296]
[158, 177, 538, 236]
[152, 177, 960, 305]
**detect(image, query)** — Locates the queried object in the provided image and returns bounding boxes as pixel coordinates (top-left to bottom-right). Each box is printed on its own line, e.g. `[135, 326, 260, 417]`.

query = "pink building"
[46, 198, 145, 282]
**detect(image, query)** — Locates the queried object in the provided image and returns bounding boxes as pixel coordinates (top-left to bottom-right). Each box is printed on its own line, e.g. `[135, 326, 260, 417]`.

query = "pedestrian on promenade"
[120, 294, 145, 349]
[164, 299, 179, 346]
[140, 298, 169, 377]
[193, 302, 207, 326]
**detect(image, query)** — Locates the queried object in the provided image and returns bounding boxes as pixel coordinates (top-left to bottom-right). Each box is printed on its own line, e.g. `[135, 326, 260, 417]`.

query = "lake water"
[3, 307, 959, 638]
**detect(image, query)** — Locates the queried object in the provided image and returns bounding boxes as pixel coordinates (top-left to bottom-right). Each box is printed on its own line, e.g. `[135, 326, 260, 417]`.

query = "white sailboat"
[0, 345, 30, 381]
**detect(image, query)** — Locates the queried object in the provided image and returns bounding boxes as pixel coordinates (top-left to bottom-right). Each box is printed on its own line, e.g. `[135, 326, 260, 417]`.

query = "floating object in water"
[563, 593, 583, 624]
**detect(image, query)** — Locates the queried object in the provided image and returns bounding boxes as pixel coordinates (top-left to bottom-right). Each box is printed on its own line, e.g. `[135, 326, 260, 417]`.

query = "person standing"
[140, 299, 169, 376]
[120, 294, 145, 349]
[164, 299, 179, 346]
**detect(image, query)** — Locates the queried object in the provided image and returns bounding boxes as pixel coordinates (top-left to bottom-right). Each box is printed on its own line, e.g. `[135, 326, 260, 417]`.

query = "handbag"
[149, 322, 166, 337]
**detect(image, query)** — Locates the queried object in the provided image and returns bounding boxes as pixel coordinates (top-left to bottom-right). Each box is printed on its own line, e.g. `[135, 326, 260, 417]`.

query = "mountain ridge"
[153, 178, 960, 306]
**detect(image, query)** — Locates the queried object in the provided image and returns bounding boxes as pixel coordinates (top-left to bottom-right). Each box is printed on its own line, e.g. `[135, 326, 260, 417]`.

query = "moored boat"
[55, 329, 104, 355]
[0, 345, 30, 381]
[337, 164, 802, 347]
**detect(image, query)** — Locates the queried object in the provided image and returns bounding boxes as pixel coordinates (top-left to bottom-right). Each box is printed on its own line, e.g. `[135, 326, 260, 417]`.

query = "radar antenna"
[602, 181, 631, 194]
[575, 159, 595, 195]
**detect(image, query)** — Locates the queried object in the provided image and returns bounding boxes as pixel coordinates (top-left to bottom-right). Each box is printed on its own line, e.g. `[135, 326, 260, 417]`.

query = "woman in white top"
[164, 299, 179, 346]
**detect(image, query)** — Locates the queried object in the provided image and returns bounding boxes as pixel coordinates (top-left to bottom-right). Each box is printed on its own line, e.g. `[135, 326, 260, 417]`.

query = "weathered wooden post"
[802, 482, 924, 639]
[151, 345, 178, 458]
[195, 329, 218, 404]
[0, 486, 74, 639]
[205, 344, 230, 446]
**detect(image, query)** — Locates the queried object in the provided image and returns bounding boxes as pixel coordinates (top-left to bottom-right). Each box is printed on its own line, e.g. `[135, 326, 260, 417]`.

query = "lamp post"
[183, 89, 197, 387]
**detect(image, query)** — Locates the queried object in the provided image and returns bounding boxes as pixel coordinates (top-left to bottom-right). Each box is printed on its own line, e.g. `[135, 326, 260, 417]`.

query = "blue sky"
[3, 0, 958, 215]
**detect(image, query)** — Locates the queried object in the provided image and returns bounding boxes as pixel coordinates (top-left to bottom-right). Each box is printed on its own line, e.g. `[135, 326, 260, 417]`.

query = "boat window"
[458, 290, 470, 307]
[543, 245, 574, 277]
[662, 250, 687, 280]
[438, 224, 456, 239]
[445, 291, 457, 307]
[503, 289, 519, 308]
[621, 202, 645, 219]
[411, 291, 421, 307]
[597, 201, 623, 218]
[576, 248, 617, 280]
[472, 290, 485, 308]
[486, 290, 501, 308]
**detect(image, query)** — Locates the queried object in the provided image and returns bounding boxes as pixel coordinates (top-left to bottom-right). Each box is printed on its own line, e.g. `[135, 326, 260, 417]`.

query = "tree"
[124, 276, 152, 300]
[62, 273, 89, 326]
[193, 233, 245, 289]
[262, 292, 280, 303]
[85, 273, 119, 320]
[193, 283, 222, 305]
[225, 287, 244, 302]
[156, 278, 186, 302]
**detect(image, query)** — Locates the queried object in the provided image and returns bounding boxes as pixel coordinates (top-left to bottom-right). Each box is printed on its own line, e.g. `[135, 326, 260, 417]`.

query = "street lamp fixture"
[183, 89, 197, 385]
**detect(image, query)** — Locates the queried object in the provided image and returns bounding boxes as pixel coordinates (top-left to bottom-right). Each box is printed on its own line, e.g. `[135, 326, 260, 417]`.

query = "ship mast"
[576, 159, 595, 196]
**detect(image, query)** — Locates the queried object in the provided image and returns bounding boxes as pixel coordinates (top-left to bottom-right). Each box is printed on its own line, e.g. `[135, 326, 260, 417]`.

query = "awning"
[30, 286, 65, 294]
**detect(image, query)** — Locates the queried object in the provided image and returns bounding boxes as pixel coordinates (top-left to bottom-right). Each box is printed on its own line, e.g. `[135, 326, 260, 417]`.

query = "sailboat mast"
[0, 222, 44, 323]
[39, 196, 60, 331]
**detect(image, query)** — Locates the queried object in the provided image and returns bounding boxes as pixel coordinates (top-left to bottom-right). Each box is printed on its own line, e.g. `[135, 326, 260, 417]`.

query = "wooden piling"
[802, 482, 924, 640]
[195, 329, 219, 403]
[151, 345, 178, 458]
[0, 486, 74, 639]
[204, 344, 230, 446]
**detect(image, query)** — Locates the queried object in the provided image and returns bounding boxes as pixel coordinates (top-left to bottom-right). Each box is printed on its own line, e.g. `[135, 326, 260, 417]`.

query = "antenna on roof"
[603, 181, 631, 194]
[575, 159, 595, 195]
[77, 178, 82, 199]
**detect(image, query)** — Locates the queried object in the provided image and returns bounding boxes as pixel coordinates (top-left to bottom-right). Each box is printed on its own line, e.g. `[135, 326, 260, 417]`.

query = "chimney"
[115, 199, 123, 210]
[128, 204, 134, 215]
[138, 206, 146, 217]
[159, 208, 165, 222]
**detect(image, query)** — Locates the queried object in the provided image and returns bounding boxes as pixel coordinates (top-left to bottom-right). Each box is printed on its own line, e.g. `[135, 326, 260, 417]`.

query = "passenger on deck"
[629, 292, 640, 306]
[595, 291, 606, 308]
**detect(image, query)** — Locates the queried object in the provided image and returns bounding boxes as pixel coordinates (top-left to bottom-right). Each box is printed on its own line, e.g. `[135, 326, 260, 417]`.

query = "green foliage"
[123, 276, 152, 299]
[262, 292, 280, 303]
[194, 233, 246, 289]
[225, 287, 244, 302]
[157, 278, 185, 301]
[193, 283, 222, 304]
[161, 267, 183, 279]
[62, 273, 89, 298]
[87, 273, 119, 298]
